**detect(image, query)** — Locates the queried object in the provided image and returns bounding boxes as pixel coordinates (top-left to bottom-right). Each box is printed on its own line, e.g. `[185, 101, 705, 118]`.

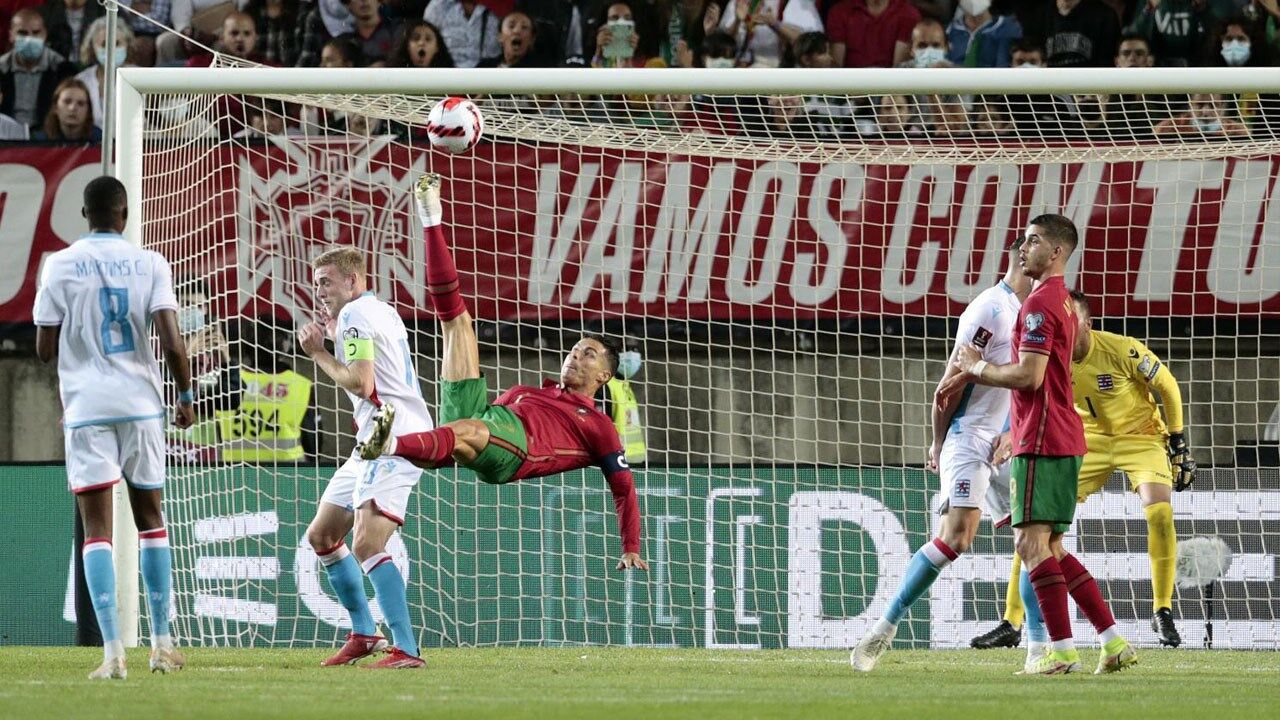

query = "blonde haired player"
[972, 290, 1194, 650]
[297, 245, 435, 668]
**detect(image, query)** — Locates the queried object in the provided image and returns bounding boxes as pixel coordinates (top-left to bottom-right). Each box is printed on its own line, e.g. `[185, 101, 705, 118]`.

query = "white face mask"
[616, 351, 642, 379]
[913, 46, 946, 67]
[96, 45, 127, 67]
[1221, 39, 1251, 66]
[1193, 117, 1222, 133]
[1017, 62, 1041, 69]
[178, 306, 207, 334]
[705, 57, 735, 69]
[960, 0, 991, 16]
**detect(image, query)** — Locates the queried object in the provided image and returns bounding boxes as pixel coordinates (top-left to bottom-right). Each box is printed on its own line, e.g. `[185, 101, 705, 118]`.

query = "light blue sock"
[82, 539, 121, 655]
[140, 528, 173, 643]
[1021, 568, 1048, 643]
[884, 539, 956, 625]
[320, 545, 377, 636]
[363, 553, 417, 656]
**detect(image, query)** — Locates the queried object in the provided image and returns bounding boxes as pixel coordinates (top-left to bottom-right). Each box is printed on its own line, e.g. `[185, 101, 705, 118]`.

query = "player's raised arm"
[300, 320, 376, 398]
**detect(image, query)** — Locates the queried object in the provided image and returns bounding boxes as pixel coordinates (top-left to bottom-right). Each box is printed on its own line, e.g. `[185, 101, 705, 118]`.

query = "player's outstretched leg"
[416, 173, 467, 324]
[1057, 552, 1138, 674]
[850, 538, 959, 671]
[971, 553, 1024, 649]
[83, 536, 127, 680]
[139, 525, 185, 673]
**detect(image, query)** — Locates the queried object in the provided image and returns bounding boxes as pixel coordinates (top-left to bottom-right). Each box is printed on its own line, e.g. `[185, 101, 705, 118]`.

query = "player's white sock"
[1098, 625, 1122, 645]
[871, 618, 896, 637]
[1026, 640, 1048, 658]
[105, 639, 125, 661]
[153, 634, 174, 651]
[1051, 638, 1075, 653]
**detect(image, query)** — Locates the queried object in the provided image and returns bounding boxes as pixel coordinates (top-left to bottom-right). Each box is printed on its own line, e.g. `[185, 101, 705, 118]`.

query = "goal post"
[113, 66, 1280, 650]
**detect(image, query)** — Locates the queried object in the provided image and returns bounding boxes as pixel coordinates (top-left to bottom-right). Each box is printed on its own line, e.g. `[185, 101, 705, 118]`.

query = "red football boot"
[321, 633, 388, 666]
[365, 647, 426, 669]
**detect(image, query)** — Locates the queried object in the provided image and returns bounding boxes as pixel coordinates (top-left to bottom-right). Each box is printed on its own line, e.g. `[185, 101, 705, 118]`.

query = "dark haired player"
[358, 174, 647, 572]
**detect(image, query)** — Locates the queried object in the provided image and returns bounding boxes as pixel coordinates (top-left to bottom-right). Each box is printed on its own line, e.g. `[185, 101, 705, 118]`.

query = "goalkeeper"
[972, 290, 1195, 650]
[357, 174, 647, 572]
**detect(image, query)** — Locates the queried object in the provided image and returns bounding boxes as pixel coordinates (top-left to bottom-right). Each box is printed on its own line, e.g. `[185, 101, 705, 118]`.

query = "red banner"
[2, 142, 1278, 324]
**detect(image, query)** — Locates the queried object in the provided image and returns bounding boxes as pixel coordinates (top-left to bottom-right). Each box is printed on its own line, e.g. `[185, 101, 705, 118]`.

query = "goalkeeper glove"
[1168, 432, 1196, 491]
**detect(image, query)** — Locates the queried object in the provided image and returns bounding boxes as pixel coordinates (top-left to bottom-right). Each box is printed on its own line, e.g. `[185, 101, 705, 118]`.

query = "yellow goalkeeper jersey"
[1072, 329, 1185, 437]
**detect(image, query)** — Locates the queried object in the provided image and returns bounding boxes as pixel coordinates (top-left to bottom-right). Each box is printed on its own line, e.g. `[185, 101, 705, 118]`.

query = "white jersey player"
[938, 279, 1021, 523]
[851, 237, 1031, 672]
[296, 246, 432, 669]
[33, 176, 194, 680]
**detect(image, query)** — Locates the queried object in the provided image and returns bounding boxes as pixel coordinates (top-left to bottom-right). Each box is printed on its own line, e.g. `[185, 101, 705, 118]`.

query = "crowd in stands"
[2, 0, 1278, 142]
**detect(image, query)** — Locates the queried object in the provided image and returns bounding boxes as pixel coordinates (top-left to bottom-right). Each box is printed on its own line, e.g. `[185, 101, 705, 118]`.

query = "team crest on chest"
[1097, 374, 1114, 390]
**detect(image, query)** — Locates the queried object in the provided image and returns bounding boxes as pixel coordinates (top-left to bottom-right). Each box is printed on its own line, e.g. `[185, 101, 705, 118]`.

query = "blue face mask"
[14, 35, 45, 61]
[1221, 40, 1250, 66]
[1193, 117, 1222, 133]
[914, 46, 946, 68]
[616, 351, 642, 379]
[178, 307, 207, 334]
[96, 45, 127, 67]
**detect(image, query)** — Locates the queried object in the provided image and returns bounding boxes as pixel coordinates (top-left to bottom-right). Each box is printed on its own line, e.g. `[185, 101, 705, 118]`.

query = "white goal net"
[117, 66, 1280, 650]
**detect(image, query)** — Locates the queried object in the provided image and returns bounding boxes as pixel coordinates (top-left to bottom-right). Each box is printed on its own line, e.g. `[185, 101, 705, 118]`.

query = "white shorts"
[320, 455, 422, 525]
[939, 434, 1011, 521]
[65, 419, 166, 494]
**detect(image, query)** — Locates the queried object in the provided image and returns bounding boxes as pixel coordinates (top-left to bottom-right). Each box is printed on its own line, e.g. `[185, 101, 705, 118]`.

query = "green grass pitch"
[1, 647, 1277, 720]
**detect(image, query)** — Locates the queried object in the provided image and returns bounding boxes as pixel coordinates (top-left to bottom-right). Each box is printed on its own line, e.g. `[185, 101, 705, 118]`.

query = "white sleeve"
[32, 259, 65, 327]
[782, 0, 823, 32]
[482, 12, 501, 59]
[423, 0, 442, 23]
[171, 0, 194, 31]
[149, 252, 179, 314]
[720, 0, 738, 30]
[952, 304, 998, 360]
[337, 303, 378, 364]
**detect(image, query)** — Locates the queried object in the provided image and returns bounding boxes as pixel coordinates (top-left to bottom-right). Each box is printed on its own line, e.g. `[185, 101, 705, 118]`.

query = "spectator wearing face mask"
[1129, 0, 1209, 66]
[1206, 17, 1278, 137]
[946, 0, 1023, 67]
[1, 9, 76, 129]
[895, 18, 968, 137]
[1154, 92, 1250, 137]
[73, 17, 133, 127]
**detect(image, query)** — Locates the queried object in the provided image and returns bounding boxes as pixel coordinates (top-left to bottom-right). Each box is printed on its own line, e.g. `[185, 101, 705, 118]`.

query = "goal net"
[116, 65, 1280, 650]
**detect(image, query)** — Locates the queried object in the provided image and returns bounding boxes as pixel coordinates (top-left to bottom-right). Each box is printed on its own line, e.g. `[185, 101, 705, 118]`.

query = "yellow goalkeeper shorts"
[1077, 434, 1174, 501]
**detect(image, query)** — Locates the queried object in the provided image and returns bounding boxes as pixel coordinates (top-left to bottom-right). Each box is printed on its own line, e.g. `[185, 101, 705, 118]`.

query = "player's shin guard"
[393, 427, 456, 468]
[318, 541, 377, 636]
[1145, 502, 1177, 611]
[362, 553, 417, 657]
[139, 527, 173, 649]
[423, 224, 467, 322]
[1059, 553, 1121, 643]
[1004, 553, 1025, 627]
[83, 538, 124, 661]
[882, 538, 958, 626]
[1028, 557, 1074, 650]
[1020, 567, 1048, 644]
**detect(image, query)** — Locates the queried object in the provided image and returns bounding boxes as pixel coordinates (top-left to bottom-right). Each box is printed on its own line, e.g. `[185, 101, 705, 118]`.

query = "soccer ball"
[426, 96, 483, 154]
